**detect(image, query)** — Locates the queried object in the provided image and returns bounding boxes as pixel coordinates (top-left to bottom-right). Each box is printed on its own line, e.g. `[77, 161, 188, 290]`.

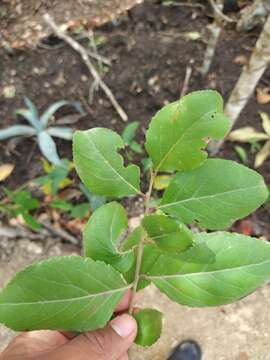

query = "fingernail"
[110, 314, 136, 338]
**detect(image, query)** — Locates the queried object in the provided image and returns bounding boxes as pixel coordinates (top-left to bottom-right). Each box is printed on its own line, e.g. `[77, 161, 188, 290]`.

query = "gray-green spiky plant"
[0, 98, 84, 165]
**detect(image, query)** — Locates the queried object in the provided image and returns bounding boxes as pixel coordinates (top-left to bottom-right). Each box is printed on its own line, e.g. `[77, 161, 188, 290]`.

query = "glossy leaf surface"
[83, 202, 133, 272]
[0, 256, 129, 331]
[145, 90, 229, 172]
[144, 232, 270, 307]
[134, 309, 163, 346]
[160, 159, 268, 229]
[73, 128, 141, 197]
[142, 214, 193, 252]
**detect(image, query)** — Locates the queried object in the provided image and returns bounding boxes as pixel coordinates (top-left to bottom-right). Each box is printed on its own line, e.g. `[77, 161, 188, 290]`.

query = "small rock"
[2, 85, 16, 99]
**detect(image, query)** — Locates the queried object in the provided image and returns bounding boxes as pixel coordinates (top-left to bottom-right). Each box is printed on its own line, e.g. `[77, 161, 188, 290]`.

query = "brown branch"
[180, 64, 193, 98]
[43, 14, 128, 122]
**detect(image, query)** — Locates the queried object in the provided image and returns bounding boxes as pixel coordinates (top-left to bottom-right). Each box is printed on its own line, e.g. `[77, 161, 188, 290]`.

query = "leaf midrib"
[0, 284, 131, 307]
[144, 258, 270, 280]
[159, 185, 263, 209]
[155, 108, 216, 170]
[87, 135, 140, 194]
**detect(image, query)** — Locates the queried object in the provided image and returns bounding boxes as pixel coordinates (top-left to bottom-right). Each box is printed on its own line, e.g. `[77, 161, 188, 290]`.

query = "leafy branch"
[0, 90, 269, 347]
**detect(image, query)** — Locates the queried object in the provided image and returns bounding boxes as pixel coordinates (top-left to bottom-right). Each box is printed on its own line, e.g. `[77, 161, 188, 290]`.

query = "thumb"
[61, 314, 137, 360]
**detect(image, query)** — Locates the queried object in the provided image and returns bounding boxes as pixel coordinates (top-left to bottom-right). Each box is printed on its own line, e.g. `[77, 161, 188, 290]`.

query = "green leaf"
[0, 256, 129, 331]
[73, 128, 141, 197]
[145, 90, 229, 172]
[160, 159, 268, 230]
[83, 202, 134, 273]
[130, 141, 143, 154]
[50, 199, 73, 211]
[121, 226, 143, 251]
[13, 191, 40, 211]
[122, 121, 139, 145]
[134, 309, 163, 346]
[141, 157, 153, 173]
[70, 203, 90, 219]
[142, 214, 193, 253]
[22, 212, 42, 231]
[144, 232, 270, 307]
[234, 145, 247, 164]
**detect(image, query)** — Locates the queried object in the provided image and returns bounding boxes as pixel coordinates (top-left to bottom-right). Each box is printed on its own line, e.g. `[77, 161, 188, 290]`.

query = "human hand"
[0, 291, 137, 360]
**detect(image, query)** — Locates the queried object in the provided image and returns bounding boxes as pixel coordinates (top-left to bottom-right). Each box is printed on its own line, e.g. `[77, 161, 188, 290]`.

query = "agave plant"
[0, 98, 84, 165]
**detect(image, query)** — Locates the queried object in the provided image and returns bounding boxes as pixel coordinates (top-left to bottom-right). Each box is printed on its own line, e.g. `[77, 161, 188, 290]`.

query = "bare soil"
[0, 0, 269, 236]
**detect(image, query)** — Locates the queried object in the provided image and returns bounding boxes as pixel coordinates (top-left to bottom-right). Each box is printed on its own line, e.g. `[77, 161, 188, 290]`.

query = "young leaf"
[73, 128, 141, 197]
[122, 121, 139, 145]
[134, 309, 163, 346]
[21, 212, 42, 231]
[142, 214, 193, 253]
[144, 232, 270, 307]
[13, 191, 40, 211]
[83, 202, 133, 273]
[0, 256, 129, 331]
[49, 199, 73, 211]
[145, 90, 229, 172]
[234, 145, 247, 164]
[70, 203, 90, 219]
[121, 226, 143, 251]
[160, 159, 268, 229]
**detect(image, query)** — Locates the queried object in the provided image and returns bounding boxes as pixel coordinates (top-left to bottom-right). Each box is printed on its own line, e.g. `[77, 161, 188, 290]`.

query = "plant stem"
[128, 168, 155, 314]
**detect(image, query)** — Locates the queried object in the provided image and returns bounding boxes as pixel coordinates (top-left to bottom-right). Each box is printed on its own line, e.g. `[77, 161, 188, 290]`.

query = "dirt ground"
[1, 0, 270, 233]
[0, 0, 143, 48]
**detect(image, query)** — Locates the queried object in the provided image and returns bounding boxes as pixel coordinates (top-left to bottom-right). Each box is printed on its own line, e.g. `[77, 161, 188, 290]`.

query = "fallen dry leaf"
[233, 55, 248, 65]
[0, 164, 15, 181]
[228, 127, 268, 142]
[260, 112, 270, 136]
[256, 87, 270, 104]
[255, 140, 270, 167]
[64, 218, 87, 235]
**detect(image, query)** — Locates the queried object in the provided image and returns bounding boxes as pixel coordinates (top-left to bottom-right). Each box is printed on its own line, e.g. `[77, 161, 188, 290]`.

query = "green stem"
[128, 168, 155, 314]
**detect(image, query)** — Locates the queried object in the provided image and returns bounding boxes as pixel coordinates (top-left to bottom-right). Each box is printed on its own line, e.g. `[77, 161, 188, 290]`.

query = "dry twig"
[180, 63, 193, 97]
[44, 14, 128, 122]
[40, 221, 79, 245]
